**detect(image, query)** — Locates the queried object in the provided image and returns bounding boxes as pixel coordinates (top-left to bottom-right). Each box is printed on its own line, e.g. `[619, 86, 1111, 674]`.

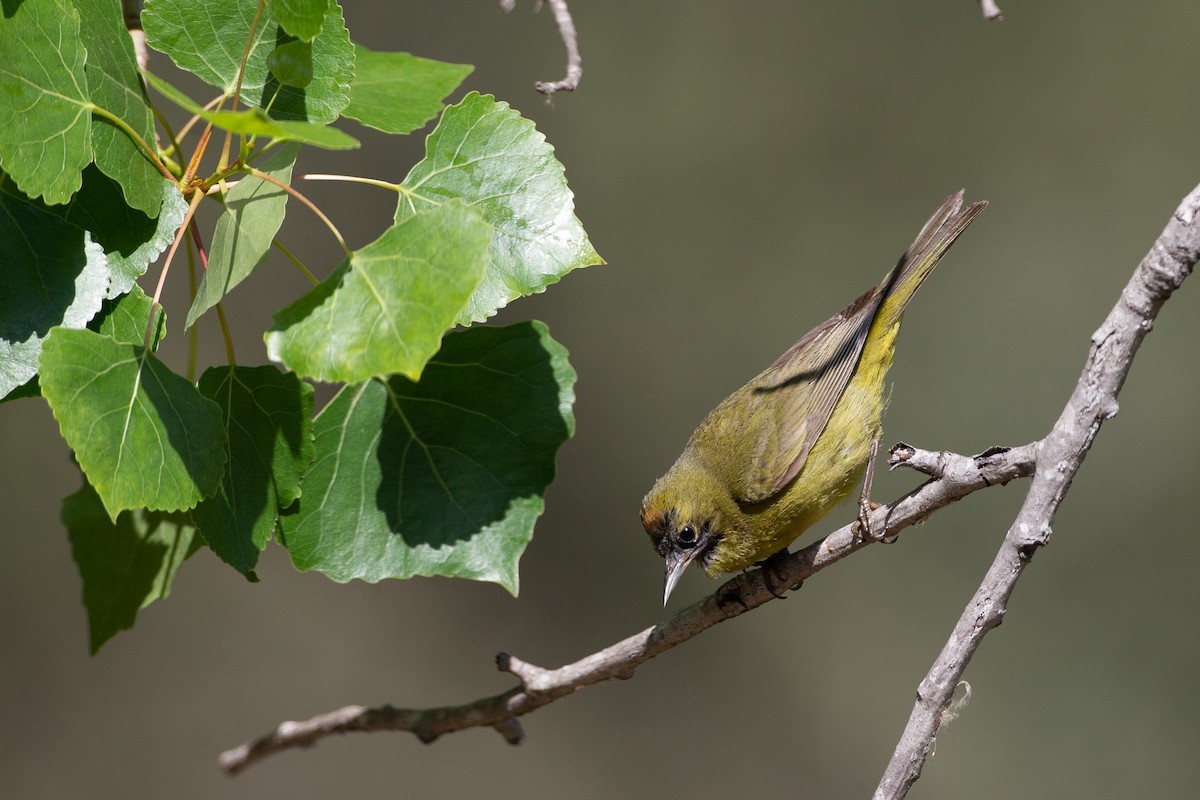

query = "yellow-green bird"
[642, 191, 986, 604]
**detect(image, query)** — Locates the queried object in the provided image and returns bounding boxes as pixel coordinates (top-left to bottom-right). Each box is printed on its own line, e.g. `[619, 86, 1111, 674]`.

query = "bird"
[641, 191, 987, 604]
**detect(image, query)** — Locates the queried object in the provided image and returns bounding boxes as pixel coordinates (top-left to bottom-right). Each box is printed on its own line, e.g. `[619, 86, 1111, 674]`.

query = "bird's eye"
[677, 525, 698, 546]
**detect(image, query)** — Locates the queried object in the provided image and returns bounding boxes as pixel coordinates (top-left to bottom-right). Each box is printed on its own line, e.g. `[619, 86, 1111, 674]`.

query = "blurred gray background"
[3, 1, 1200, 797]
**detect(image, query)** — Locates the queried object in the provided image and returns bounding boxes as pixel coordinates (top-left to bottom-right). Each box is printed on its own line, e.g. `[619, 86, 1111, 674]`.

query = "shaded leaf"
[186, 143, 299, 329]
[397, 92, 603, 324]
[54, 166, 185, 299]
[88, 284, 165, 351]
[40, 328, 227, 518]
[194, 366, 315, 579]
[73, 0, 165, 217]
[266, 200, 491, 383]
[280, 322, 576, 592]
[63, 478, 199, 653]
[0, 186, 107, 399]
[0, 0, 92, 204]
[343, 45, 472, 135]
[143, 0, 353, 124]
[267, 0, 330, 42]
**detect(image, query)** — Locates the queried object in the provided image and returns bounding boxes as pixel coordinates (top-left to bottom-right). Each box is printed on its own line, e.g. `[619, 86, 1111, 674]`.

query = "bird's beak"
[663, 547, 703, 606]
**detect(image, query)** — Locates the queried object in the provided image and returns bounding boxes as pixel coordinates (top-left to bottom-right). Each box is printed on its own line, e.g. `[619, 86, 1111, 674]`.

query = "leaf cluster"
[0, 0, 601, 651]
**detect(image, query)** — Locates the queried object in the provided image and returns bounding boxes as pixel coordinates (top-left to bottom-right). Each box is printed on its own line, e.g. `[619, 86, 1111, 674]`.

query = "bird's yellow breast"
[705, 321, 898, 574]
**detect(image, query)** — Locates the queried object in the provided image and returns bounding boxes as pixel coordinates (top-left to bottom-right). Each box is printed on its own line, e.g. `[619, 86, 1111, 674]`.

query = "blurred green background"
[3, 1, 1199, 797]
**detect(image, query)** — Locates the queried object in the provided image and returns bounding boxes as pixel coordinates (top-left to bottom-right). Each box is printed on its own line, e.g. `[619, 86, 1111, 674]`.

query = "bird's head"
[640, 465, 732, 605]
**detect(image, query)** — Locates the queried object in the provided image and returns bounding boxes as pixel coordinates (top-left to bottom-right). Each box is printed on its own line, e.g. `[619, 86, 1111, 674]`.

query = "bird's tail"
[874, 190, 987, 332]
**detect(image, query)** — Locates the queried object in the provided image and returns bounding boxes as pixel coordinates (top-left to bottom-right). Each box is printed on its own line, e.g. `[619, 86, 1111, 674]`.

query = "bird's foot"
[855, 437, 896, 542]
[756, 548, 802, 598]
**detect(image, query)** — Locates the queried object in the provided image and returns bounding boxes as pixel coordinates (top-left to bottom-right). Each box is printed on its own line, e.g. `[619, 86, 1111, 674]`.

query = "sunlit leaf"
[141, 71, 359, 150]
[0, 0, 92, 204]
[73, 0, 165, 217]
[143, 0, 353, 123]
[267, 0, 330, 42]
[268, 39, 314, 88]
[343, 45, 472, 135]
[280, 322, 576, 592]
[187, 143, 299, 329]
[40, 328, 227, 518]
[397, 92, 603, 324]
[266, 200, 491, 383]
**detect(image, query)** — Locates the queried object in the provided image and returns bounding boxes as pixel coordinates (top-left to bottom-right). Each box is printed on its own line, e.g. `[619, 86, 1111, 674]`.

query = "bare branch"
[122, 0, 150, 70]
[219, 443, 1035, 774]
[501, 0, 583, 96]
[977, 0, 1004, 21]
[874, 182, 1200, 800]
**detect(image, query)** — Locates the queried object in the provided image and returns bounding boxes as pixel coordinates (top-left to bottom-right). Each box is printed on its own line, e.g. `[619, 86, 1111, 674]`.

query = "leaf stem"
[186, 217, 237, 364]
[146, 188, 205, 347]
[247, 166, 351, 256]
[88, 103, 176, 183]
[301, 173, 402, 192]
[215, 304, 237, 364]
[272, 238, 320, 285]
[221, 0, 267, 170]
[186, 230, 198, 379]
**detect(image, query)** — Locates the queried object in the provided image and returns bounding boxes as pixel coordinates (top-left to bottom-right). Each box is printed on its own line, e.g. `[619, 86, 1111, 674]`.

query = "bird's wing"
[730, 286, 883, 505]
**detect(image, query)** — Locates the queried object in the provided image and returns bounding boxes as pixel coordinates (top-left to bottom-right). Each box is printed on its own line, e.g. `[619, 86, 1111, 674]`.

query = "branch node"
[888, 441, 916, 470]
[498, 653, 554, 692]
[492, 718, 525, 745]
[977, 0, 1004, 21]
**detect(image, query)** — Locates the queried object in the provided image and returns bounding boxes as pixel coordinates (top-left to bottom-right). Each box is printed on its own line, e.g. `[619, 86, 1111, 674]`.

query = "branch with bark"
[219, 441, 1036, 773]
[501, 0, 583, 96]
[220, 184, 1199, 787]
[873, 181, 1200, 798]
[978, 0, 1004, 21]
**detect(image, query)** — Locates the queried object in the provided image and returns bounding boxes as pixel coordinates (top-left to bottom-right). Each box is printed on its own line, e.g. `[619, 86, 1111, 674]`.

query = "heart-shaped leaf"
[280, 322, 576, 592]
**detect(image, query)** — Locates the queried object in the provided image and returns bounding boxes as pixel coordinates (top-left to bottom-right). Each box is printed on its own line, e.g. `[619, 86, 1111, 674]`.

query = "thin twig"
[977, 0, 1003, 20]
[218, 442, 1036, 774]
[873, 182, 1200, 799]
[502, 0, 583, 96]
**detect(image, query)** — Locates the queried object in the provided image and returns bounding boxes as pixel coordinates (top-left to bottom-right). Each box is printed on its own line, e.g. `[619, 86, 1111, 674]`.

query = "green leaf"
[280, 322, 576, 591]
[143, 0, 353, 124]
[205, 110, 359, 149]
[266, 200, 491, 383]
[141, 72, 359, 150]
[0, 186, 107, 399]
[0, 0, 92, 204]
[343, 45, 472, 135]
[268, 39, 314, 88]
[63, 477, 199, 654]
[40, 328, 227, 518]
[53, 166, 185, 298]
[194, 366, 315, 579]
[73, 0, 165, 217]
[88, 285, 166, 351]
[186, 143, 299, 329]
[397, 92, 603, 324]
[267, 0, 330, 42]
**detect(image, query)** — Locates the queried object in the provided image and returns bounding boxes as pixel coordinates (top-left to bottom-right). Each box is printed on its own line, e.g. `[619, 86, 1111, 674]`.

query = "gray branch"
[873, 182, 1200, 799]
[977, 0, 1004, 21]
[218, 442, 1036, 774]
[220, 185, 1199, 786]
[501, 0, 583, 96]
